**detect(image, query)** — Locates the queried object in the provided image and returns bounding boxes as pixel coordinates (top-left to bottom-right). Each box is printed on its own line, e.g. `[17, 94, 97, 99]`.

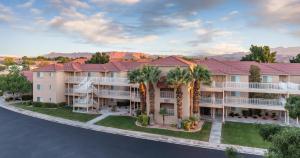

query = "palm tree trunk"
[176, 86, 183, 119]
[139, 83, 147, 113]
[193, 80, 200, 114]
[149, 82, 155, 115]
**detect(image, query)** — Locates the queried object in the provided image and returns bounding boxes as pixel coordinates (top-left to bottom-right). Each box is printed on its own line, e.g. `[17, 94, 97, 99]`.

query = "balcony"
[94, 89, 140, 100]
[160, 91, 175, 103]
[199, 96, 286, 110]
[202, 81, 300, 94]
[65, 76, 133, 86]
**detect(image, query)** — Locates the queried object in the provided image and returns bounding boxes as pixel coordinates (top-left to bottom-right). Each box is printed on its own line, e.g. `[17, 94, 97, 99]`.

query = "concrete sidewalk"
[209, 121, 222, 144]
[0, 99, 266, 156]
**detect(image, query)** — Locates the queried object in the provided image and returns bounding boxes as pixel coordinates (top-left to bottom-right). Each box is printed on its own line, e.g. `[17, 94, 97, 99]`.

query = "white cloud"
[202, 42, 246, 55]
[18, 0, 35, 8]
[91, 0, 140, 5]
[30, 8, 42, 15]
[221, 10, 239, 21]
[152, 16, 202, 29]
[64, 0, 90, 9]
[0, 4, 13, 22]
[45, 10, 158, 45]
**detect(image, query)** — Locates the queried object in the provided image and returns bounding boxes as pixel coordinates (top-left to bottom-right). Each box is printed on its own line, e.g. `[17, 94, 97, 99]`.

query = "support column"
[284, 111, 287, 124]
[222, 107, 225, 123]
[287, 111, 290, 125]
[130, 86, 132, 115]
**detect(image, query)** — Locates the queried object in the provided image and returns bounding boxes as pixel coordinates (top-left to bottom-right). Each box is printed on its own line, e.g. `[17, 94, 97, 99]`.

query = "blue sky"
[0, 0, 300, 56]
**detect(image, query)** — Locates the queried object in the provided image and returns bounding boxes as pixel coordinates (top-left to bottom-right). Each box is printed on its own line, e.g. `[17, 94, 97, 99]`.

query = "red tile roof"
[149, 56, 194, 67]
[221, 61, 287, 75]
[21, 71, 33, 82]
[263, 63, 300, 75]
[33, 64, 64, 72]
[195, 59, 247, 75]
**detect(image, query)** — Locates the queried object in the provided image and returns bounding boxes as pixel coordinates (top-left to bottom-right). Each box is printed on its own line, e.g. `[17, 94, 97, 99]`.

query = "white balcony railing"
[160, 91, 174, 99]
[94, 89, 140, 99]
[74, 98, 93, 105]
[200, 97, 285, 107]
[205, 81, 300, 93]
[225, 97, 285, 107]
[65, 76, 130, 85]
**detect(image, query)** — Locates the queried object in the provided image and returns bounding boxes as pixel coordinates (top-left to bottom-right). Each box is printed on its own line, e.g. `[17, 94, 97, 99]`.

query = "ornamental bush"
[258, 124, 284, 142]
[32, 102, 65, 108]
[137, 114, 149, 126]
[266, 128, 300, 158]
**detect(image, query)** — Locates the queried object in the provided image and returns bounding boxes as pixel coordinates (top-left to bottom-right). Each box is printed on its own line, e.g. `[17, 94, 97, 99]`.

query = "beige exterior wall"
[290, 76, 300, 84]
[33, 71, 66, 103]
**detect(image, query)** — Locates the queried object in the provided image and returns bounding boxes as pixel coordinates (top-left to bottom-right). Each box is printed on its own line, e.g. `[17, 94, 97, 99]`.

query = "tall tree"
[128, 69, 147, 113]
[55, 56, 72, 63]
[265, 128, 300, 158]
[167, 67, 191, 123]
[249, 65, 262, 98]
[241, 45, 276, 63]
[143, 66, 161, 118]
[290, 53, 300, 63]
[190, 65, 211, 116]
[285, 96, 300, 124]
[86, 52, 110, 64]
[0, 65, 32, 100]
[3, 57, 16, 66]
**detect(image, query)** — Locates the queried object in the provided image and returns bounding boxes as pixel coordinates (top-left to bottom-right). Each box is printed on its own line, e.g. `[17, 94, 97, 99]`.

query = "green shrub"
[182, 119, 192, 131]
[22, 95, 33, 101]
[225, 147, 240, 158]
[258, 124, 284, 142]
[32, 102, 65, 108]
[137, 114, 149, 126]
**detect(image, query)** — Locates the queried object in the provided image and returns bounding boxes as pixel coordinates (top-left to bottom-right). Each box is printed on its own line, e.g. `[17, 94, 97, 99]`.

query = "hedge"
[32, 102, 66, 108]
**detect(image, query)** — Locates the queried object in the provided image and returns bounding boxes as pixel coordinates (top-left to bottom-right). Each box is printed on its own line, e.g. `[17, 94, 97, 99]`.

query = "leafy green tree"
[0, 65, 6, 71]
[241, 45, 276, 63]
[265, 128, 300, 158]
[285, 96, 300, 124]
[167, 67, 191, 122]
[86, 52, 110, 64]
[290, 53, 300, 63]
[55, 56, 72, 63]
[3, 57, 16, 66]
[258, 124, 284, 142]
[143, 66, 161, 118]
[159, 107, 167, 125]
[0, 67, 32, 100]
[128, 69, 147, 113]
[190, 65, 211, 116]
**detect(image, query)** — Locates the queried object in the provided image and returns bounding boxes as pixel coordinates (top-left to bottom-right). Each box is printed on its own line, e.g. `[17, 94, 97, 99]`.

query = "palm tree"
[143, 66, 161, 118]
[167, 67, 191, 121]
[128, 69, 147, 113]
[190, 65, 211, 116]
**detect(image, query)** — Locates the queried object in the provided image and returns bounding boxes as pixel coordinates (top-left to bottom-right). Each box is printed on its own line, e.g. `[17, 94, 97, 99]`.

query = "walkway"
[209, 120, 222, 144]
[86, 107, 128, 125]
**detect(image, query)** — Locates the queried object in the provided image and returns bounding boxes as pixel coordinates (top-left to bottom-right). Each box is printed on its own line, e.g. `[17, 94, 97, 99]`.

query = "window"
[37, 97, 42, 102]
[262, 76, 272, 83]
[160, 103, 175, 116]
[88, 72, 91, 77]
[230, 75, 240, 82]
[37, 72, 43, 78]
[37, 84, 41, 90]
[49, 98, 52, 102]
[50, 72, 54, 77]
[49, 85, 52, 90]
[230, 91, 240, 97]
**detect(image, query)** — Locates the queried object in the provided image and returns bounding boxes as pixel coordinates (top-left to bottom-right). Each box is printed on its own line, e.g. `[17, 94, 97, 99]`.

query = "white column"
[287, 111, 290, 124]
[284, 111, 287, 124]
[222, 107, 225, 123]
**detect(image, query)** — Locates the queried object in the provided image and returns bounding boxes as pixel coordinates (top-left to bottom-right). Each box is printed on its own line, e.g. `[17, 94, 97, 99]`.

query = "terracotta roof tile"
[263, 63, 300, 75]
[33, 64, 64, 72]
[149, 56, 194, 67]
[21, 71, 33, 82]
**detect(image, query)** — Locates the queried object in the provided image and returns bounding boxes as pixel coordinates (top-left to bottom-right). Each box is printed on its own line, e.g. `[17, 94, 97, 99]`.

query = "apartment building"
[33, 56, 300, 125]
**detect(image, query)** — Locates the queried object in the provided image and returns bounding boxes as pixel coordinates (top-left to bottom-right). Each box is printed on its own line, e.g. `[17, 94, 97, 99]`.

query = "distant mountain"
[207, 47, 300, 63]
[43, 51, 150, 61]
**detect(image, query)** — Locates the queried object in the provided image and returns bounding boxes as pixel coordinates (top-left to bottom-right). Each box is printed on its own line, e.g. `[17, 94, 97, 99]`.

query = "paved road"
[0, 108, 261, 158]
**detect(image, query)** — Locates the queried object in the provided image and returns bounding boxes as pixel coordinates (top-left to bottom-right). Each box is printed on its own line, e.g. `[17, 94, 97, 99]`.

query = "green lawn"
[222, 122, 271, 148]
[96, 115, 212, 141]
[14, 103, 99, 122]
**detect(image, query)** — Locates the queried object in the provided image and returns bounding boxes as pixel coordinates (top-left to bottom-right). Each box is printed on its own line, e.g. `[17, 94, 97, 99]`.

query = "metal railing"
[66, 76, 130, 85]
[160, 91, 174, 98]
[200, 97, 285, 107]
